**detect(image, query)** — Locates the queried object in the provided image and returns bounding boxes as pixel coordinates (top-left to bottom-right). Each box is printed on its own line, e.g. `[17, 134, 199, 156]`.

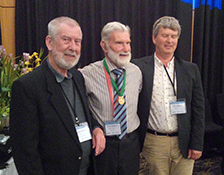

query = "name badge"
[105, 122, 121, 136]
[170, 99, 187, 115]
[75, 122, 92, 143]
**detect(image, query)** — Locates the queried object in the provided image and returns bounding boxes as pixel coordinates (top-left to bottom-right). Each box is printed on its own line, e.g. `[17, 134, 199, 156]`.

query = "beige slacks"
[139, 132, 194, 175]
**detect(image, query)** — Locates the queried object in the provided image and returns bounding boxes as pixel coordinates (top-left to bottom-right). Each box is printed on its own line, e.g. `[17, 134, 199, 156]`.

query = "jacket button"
[78, 157, 82, 160]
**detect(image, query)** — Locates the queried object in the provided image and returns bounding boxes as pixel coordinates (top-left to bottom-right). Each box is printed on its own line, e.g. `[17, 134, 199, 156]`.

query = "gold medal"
[118, 96, 125, 105]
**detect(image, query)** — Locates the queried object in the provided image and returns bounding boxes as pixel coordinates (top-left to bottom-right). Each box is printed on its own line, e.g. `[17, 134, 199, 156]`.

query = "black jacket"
[10, 60, 98, 175]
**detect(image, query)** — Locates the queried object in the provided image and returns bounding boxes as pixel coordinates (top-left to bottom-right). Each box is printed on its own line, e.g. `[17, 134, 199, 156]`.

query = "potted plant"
[0, 46, 21, 132]
[0, 45, 44, 168]
[0, 46, 44, 132]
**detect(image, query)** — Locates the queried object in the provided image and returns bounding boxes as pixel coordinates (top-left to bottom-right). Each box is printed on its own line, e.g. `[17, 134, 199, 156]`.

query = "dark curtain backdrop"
[15, 0, 192, 65]
[15, 0, 223, 121]
[193, 2, 224, 122]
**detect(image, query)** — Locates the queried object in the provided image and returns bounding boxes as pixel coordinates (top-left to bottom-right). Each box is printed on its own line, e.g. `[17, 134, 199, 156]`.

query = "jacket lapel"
[41, 62, 82, 149]
[143, 56, 154, 104]
[175, 58, 188, 99]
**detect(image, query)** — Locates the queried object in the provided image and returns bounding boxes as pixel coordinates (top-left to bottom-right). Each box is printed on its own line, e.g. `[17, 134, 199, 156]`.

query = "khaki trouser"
[139, 132, 194, 175]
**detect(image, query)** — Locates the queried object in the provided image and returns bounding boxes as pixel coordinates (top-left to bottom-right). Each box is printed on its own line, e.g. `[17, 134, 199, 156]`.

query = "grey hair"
[101, 21, 130, 41]
[153, 16, 181, 37]
[48, 16, 81, 39]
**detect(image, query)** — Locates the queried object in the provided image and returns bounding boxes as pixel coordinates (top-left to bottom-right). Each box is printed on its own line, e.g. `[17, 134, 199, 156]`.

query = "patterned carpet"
[193, 149, 223, 175]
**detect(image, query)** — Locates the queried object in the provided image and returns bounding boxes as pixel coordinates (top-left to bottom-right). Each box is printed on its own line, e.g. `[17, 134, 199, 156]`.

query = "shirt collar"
[104, 57, 126, 73]
[47, 59, 73, 83]
[154, 53, 175, 68]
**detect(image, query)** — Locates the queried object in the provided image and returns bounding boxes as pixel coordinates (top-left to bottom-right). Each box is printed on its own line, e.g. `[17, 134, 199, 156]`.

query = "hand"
[188, 149, 202, 160]
[92, 128, 106, 156]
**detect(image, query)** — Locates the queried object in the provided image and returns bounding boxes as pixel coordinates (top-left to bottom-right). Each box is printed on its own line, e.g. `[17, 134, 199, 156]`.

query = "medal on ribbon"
[103, 59, 126, 106]
[118, 96, 125, 105]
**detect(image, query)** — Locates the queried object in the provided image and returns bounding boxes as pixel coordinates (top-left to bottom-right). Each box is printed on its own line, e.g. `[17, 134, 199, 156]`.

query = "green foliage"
[0, 48, 21, 130]
[0, 46, 44, 131]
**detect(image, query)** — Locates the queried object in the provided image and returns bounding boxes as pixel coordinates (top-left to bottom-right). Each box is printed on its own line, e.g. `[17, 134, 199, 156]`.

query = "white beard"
[107, 45, 131, 67]
[52, 49, 80, 69]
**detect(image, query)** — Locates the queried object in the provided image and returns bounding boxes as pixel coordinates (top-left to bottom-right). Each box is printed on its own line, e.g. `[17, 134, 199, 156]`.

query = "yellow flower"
[27, 68, 34, 72]
[0, 46, 45, 131]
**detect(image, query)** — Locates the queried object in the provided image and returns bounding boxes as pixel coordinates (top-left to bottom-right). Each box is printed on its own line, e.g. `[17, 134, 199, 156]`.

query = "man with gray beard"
[10, 16, 105, 175]
[80, 21, 142, 175]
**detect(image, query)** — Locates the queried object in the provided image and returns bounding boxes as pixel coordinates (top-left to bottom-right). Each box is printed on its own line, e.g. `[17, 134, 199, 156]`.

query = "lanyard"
[103, 58, 126, 97]
[60, 84, 80, 126]
[163, 65, 176, 96]
[103, 58, 126, 115]
[103, 65, 115, 115]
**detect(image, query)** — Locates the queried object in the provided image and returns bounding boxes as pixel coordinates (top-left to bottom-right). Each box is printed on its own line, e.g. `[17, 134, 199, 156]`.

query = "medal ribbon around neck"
[103, 58, 126, 103]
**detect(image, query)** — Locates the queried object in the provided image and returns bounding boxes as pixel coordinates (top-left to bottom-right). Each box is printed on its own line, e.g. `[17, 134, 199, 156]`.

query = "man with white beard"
[10, 16, 105, 175]
[81, 21, 142, 175]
